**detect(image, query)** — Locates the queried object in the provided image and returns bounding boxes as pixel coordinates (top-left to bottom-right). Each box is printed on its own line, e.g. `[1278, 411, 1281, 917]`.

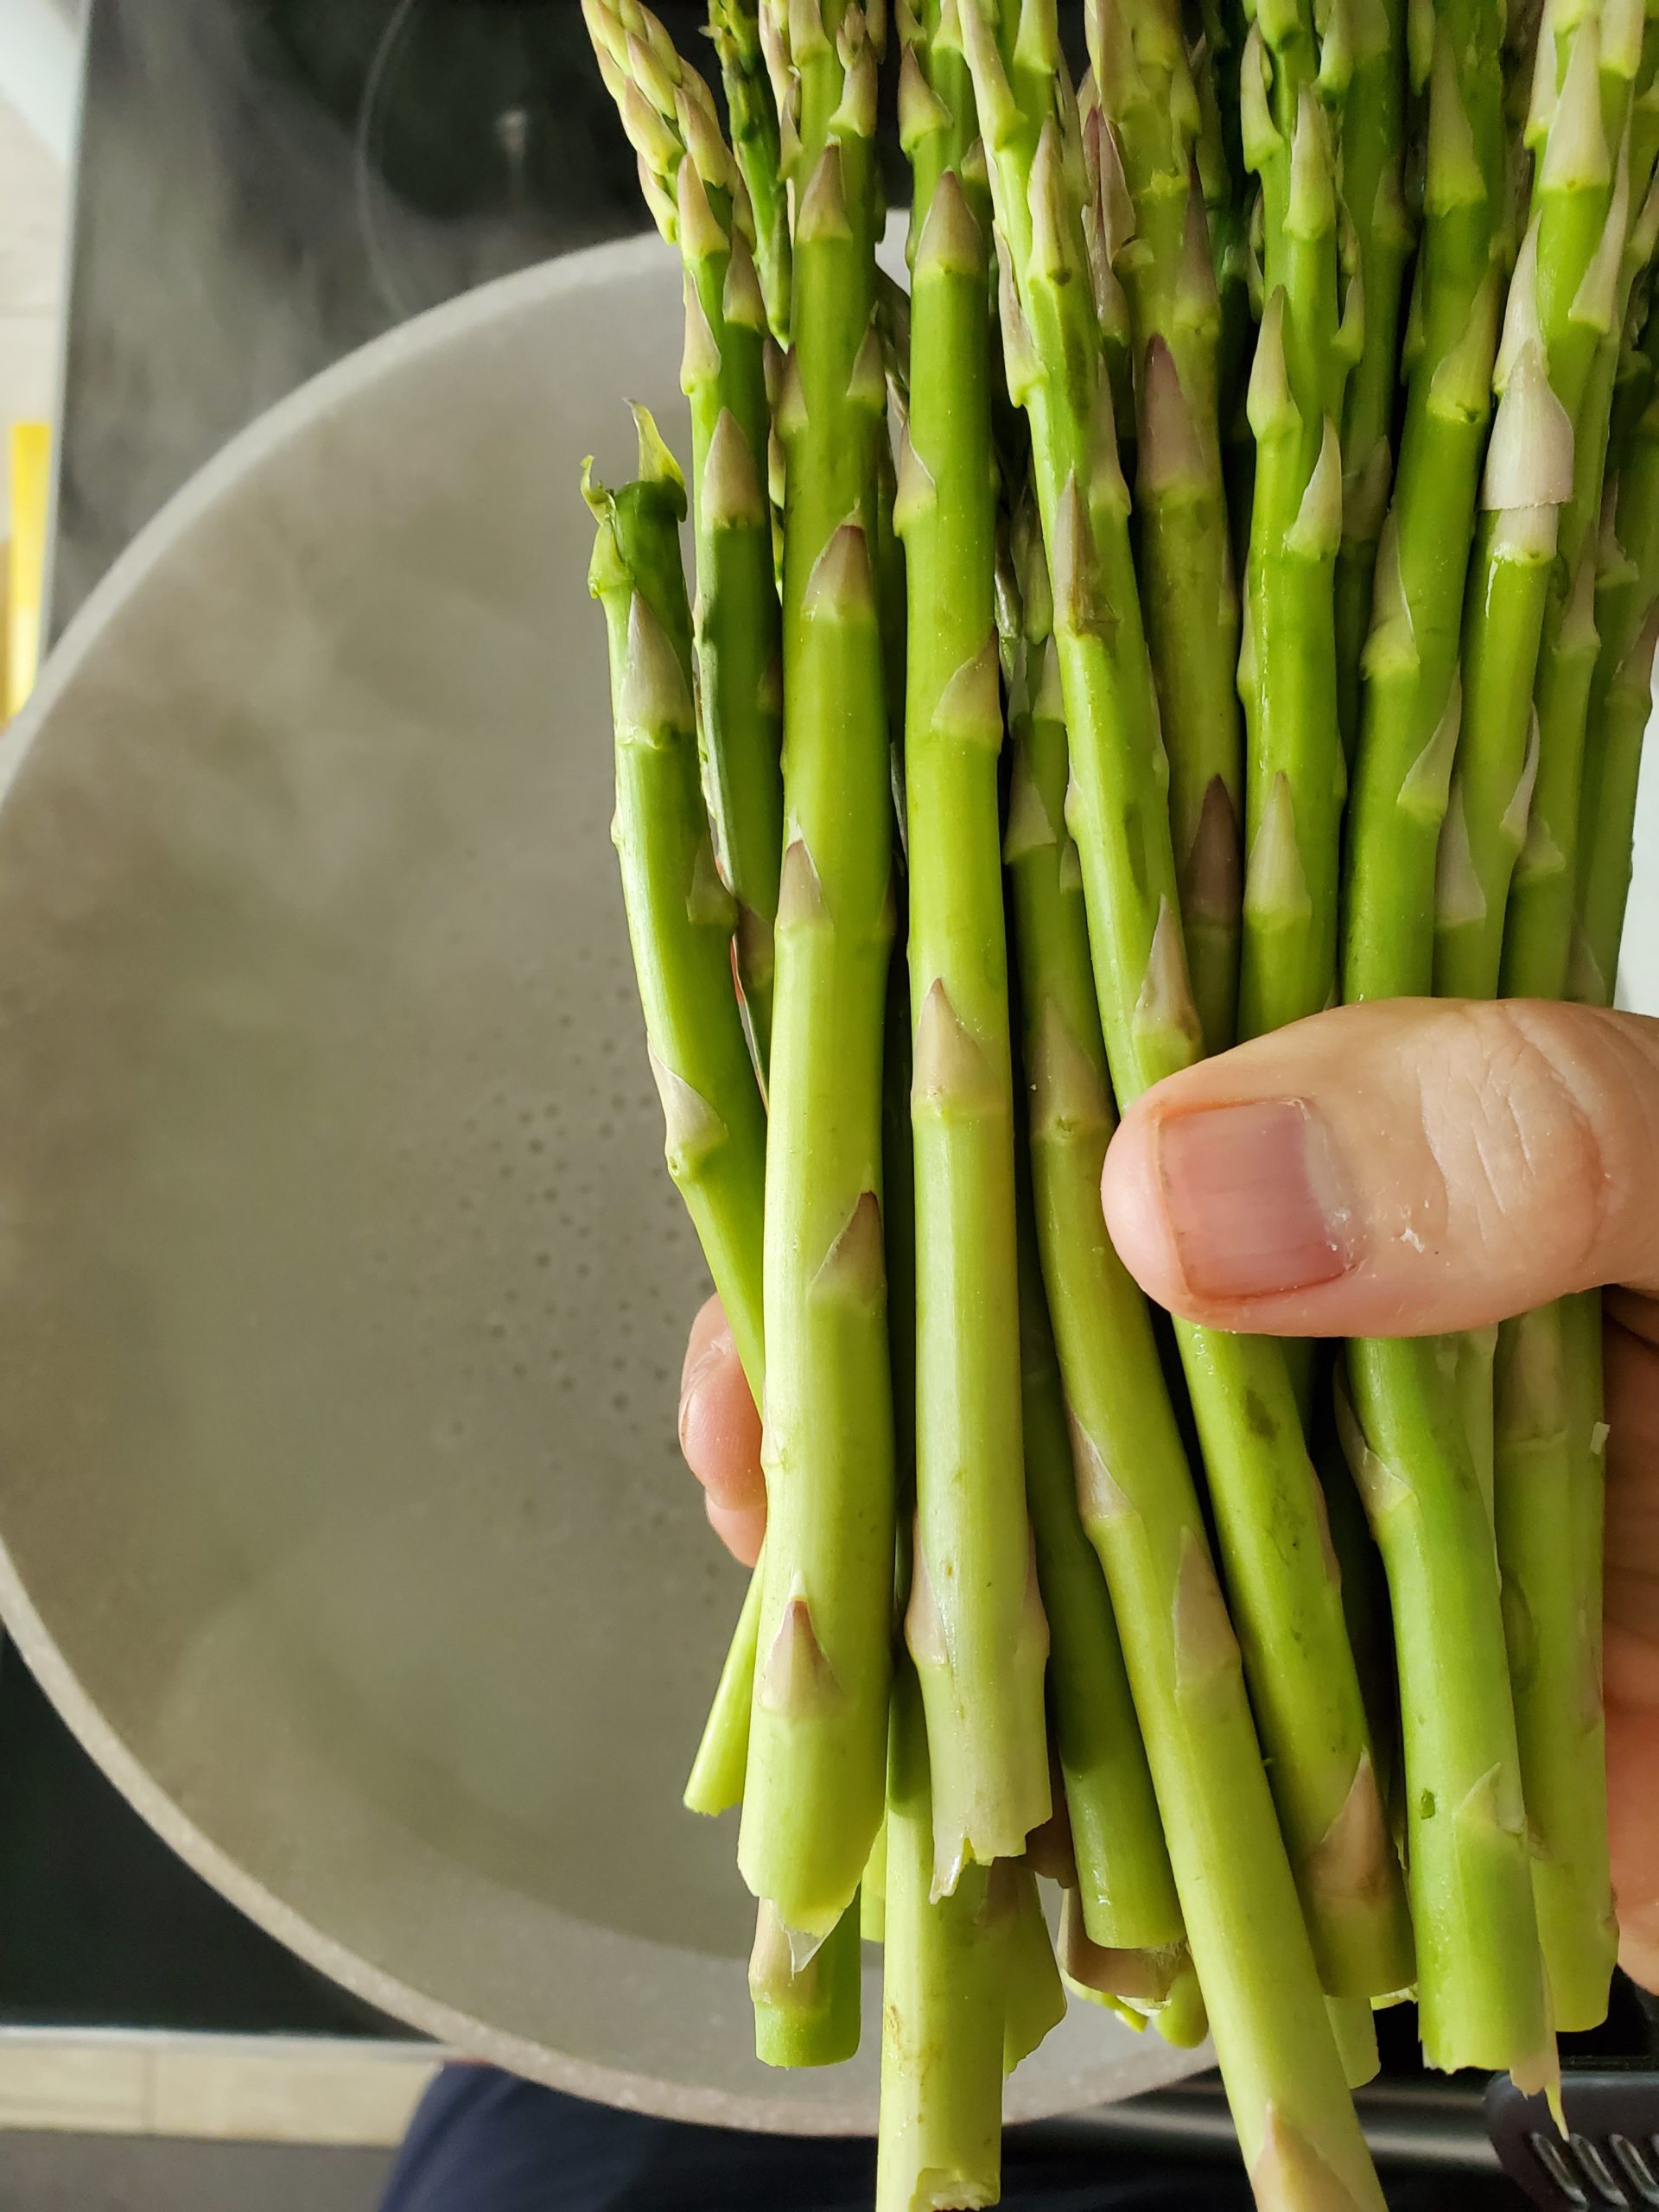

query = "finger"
[1100, 999, 1659, 1337]
[678, 1294, 766, 1514]
[705, 1493, 766, 1567]
[1600, 1307, 1659, 1993]
[1609, 1701, 1659, 1993]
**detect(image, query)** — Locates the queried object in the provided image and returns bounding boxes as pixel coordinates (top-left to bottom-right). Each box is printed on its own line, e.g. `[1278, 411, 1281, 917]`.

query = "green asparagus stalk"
[1509, 158, 1659, 995]
[684, 1565, 764, 1815]
[1574, 210, 1659, 995]
[998, 512, 1389, 2205]
[875, 1667, 1009, 2212]
[1015, 1179, 1185, 1955]
[895, 3, 1051, 1884]
[1491, 149, 1659, 2031]
[585, 0, 786, 1071]
[1236, 16, 1351, 1039]
[1437, 0, 1618, 1000]
[738, 0, 899, 1945]
[710, 0, 793, 340]
[1089, 0, 1245, 1054]
[1490, 1302, 1618, 2030]
[1188, 0, 1257, 436]
[586, 413, 768, 1408]
[967, 3, 1408, 2016]
[588, 0, 780, 1861]
[1433, 315, 1573, 998]
[1342, 0, 1508, 1006]
[1332, 0, 1554, 2086]
[1337, 1347, 1553, 2082]
[1333, 0, 1413, 753]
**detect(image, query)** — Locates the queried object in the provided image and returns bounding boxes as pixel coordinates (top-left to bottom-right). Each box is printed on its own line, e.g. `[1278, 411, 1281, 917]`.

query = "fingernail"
[1154, 1097, 1355, 1301]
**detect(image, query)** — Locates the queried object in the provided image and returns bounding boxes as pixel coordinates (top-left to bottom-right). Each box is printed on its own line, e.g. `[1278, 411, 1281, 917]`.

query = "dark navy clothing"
[378, 2066, 1519, 2210]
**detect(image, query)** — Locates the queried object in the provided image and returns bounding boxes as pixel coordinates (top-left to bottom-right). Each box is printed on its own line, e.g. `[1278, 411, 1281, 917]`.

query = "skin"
[680, 995, 1659, 1993]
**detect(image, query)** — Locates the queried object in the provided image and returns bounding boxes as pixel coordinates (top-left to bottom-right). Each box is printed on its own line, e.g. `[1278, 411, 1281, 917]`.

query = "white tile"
[0, 94, 67, 314]
[0, 2041, 150, 2134]
[0, 2034, 439, 2147]
[147, 2044, 437, 2148]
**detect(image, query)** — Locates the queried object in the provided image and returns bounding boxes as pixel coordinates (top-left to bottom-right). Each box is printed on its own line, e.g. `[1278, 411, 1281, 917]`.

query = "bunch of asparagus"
[582, 0, 1659, 2202]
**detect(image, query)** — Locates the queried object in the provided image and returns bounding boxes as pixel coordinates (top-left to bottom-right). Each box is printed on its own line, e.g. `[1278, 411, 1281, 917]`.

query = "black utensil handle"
[1487, 2065, 1659, 2207]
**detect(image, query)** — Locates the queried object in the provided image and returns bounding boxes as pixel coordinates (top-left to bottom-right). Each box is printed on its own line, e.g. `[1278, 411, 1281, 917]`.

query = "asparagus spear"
[1437, 0, 1622, 1000]
[1015, 1168, 1185, 1956]
[684, 1565, 764, 1815]
[1577, 301, 1659, 995]
[966, 1, 1408, 2012]
[588, 413, 870, 2059]
[1236, 14, 1351, 1040]
[875, 1667, 1011, 2212]
[1090, 0, 1245, 1053]
[1188, 0, 1257, 436]
[588, 0, 779, 1875]
[999, 511, 1389, 2207]
[710, 0, 793, 340]
[738, 0, 899, 1948]
[1333, 0, 1414, 751]
[1431, 62, 1641, 2031]
[1491, 160, 1659, 2032]
[897, 0, 1051, 1885]
[1332, 0, 1554, 2087]
[1490, 1300, 1618, 2031]
[1335, 1356, 1552, 2082]
[586, 1, 786, 1073]
[1433, 285, 1574, 998]
[586, 412, 768, 1414]
[1341, 0, 1508, 1006]
[1508, 155, 1659, 997]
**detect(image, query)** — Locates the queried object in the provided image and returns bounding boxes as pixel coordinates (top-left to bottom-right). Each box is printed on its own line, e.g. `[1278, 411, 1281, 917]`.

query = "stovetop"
[16, 0, 1653, 2119]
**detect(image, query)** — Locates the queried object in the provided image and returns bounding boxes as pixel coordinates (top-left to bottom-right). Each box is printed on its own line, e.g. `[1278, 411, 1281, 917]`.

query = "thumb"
[1101, 998, 1659, 1338]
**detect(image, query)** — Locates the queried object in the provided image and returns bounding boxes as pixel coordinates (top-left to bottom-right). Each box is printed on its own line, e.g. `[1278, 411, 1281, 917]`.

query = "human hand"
[676, 996, 1659, 1989]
